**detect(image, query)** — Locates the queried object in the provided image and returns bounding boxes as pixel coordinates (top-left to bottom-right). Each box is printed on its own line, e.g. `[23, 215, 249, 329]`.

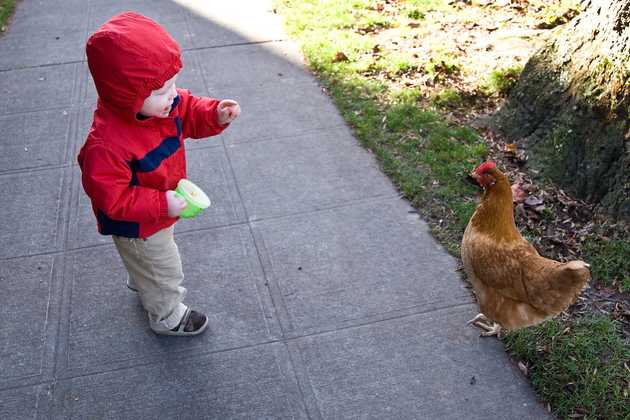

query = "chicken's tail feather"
[566, 260, 590, 270]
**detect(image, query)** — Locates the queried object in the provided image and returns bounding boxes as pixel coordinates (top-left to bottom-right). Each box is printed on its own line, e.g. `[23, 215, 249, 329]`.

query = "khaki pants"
[112, 226, 187, 330]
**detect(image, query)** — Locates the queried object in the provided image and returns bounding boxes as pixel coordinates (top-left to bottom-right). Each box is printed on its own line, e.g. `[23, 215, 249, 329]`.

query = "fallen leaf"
[504, 143, 518, 154]
[511, 183, 526, 203]
[517, 361, 528, 376]
[333, 51, 349, 62]
[524, 196, 544, 207]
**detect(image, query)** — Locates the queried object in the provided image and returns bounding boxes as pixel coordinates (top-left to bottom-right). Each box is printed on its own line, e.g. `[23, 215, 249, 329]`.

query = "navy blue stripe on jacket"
[128, 116, 182, 186]
[132, 117, 182, 173]
[97, 209, 140, 238]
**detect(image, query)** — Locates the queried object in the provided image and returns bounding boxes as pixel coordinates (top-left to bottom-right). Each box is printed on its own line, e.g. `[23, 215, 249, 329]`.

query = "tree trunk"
[492, 0, 629, 220]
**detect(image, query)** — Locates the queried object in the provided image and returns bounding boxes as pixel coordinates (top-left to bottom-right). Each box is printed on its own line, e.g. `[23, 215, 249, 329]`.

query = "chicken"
[461, 161, 590, 336]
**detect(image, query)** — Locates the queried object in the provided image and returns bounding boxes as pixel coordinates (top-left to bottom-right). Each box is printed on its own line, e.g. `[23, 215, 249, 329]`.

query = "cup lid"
[177, 179, 210, 208]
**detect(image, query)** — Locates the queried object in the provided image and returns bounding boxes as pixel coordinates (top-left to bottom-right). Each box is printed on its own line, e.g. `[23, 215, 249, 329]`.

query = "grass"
[431, 88, 464, 108]
[583, 238, 630, 292]
[274, 0, 629, 417]
[505, 315, 630, 419]
[0, 0, 17, 31]
[482, 66, 524, 96]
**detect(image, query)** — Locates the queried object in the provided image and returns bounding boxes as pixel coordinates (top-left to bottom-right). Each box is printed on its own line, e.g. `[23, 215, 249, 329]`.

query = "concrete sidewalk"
[0, 1, 550, 418]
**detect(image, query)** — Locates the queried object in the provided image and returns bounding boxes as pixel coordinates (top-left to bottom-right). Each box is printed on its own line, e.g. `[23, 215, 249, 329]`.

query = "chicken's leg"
[467, 313, 502, 337]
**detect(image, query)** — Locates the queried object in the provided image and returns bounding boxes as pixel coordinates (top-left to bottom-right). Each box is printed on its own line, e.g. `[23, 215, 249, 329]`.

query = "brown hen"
[461, 161, 590, 336]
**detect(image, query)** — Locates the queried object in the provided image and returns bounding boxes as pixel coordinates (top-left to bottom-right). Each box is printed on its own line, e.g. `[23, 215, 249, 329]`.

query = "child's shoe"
[149, 303, 208, 336]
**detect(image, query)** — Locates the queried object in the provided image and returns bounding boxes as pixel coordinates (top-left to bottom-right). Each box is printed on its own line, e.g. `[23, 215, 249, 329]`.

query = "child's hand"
[166, 190, 187, 217]
[217, 99, 240, 125]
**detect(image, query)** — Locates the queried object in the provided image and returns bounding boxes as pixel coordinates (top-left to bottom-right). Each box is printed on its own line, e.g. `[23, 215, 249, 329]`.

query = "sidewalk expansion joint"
[52, 301, 475, 383]
[0, 39, 287, 73]
[181, 38, 288, 54]
[0, 59, 85, 73]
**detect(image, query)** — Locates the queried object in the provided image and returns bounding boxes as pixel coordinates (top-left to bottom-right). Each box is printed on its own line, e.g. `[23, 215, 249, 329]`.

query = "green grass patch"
[406, 8, 425, 19]
[0, 0, 17, 31]
[583, 237, 630, 292]
[505, 315, 630, 419]
[431, 88, 464, 108]
[423, 53, 461, 79]
[482, 65, 523, 96]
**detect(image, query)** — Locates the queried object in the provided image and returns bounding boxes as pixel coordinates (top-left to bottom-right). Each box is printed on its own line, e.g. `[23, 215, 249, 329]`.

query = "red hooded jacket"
[78, 12, 227, 239]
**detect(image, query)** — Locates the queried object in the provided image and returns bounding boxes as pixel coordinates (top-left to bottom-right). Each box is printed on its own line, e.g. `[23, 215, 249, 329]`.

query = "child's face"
[139, 73, 178, 118]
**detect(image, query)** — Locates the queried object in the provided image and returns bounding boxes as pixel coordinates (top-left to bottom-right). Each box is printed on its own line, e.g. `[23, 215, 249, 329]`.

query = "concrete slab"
[178, 144, 247, 231]
[78, 63, 97, 108]
[88, 0, 189, 23]
[292, 305, 550, 419]
[10, 0, 86, 19]
[226, 127, 397, 220]
[88, 1, 193, 49]
[178, 51, 209, 99]
[0, 64, 78, 115]
[185, 1, 286, 48]
[0, 0, 86, 70]
[52, 343, 306, 419]
[197, 41, 312, 91]
[68, 107, 95, 164]
[5, 0, 87, 39]
[252, 198, 471, 334]
[0, 109, 73, 172]
[0, 168, 67, 258]
[0, 385, 42, 420]
[0, 29, 85, 70]
[57, 226, 276, 376]
[67, 165, 111, 248]
[0, 255, 54, 382]
[219, 79, 347, 145]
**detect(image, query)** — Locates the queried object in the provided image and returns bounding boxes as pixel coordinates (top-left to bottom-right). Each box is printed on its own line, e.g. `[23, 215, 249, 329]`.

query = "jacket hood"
[86, 12, 182, 120]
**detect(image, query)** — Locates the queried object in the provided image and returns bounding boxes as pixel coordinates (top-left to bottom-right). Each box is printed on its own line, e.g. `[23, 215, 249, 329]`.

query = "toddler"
[78, 12, 240, 336]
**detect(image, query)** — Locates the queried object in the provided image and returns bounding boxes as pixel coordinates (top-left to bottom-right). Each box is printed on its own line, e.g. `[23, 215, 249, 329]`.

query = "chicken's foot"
[467, 313, 502, 337]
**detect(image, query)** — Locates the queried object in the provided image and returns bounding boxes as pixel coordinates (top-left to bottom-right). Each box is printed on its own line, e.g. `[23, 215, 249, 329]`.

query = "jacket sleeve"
[177, 88, 229, 140]
[80, 143, 169, 222]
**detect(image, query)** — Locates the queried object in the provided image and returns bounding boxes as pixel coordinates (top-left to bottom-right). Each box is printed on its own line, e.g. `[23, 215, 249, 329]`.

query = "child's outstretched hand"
[166, 190, 187, 217]
[217, 99, 241, 125]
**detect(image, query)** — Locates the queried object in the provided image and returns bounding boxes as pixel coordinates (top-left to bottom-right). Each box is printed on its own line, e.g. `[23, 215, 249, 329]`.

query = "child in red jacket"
[78, 12, 240, 336]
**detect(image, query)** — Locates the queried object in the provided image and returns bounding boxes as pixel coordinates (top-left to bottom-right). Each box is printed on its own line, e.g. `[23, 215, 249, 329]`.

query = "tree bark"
[492, 0, 629, 219]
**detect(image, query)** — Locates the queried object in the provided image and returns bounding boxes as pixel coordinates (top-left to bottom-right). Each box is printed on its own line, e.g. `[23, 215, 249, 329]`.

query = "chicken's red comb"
[474, 161, 496, 175]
